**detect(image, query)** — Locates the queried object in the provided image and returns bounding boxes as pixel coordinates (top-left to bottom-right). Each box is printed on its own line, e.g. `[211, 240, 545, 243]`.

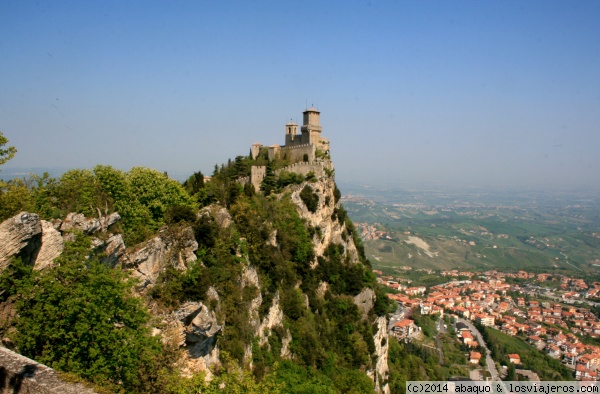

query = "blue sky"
[1, 1, 599, 190]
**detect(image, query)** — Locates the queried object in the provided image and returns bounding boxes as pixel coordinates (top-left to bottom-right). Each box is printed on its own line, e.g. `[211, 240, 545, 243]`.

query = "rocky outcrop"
[288, 177, 359, 266]
[242, 266, 262, 331]
[258, 292, 283, 346]
[200, 205, 231, 229]
[0, 211, 124, 273]
[33, 221, 64, 270]
[119, 225, 198, 289]
[60, 212, 121, 234]
[0, 212, 42, 271]
[166, 301, 221, 379]
[368, 316, 390, 394]
[91, 234, 126, 267]
[256, 291, 292, 359]
[353, 287, 376, 319]
[0, 346, 97, 393]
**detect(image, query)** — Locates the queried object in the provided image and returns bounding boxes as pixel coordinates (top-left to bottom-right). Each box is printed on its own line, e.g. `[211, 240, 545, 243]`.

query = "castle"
[251, 107, 330, 163]
[242, 107, 333, 191]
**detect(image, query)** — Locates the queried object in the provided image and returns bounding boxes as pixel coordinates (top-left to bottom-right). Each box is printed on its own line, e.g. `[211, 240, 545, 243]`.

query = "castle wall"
[239, 160, 333, 193]
[279, 143, 315, 163]
[251, 165, 266, 192]
[274, 161, 332, 178]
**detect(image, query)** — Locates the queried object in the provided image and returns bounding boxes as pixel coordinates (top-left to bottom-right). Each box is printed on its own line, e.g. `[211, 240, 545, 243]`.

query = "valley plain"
[341, 184, 600, 277]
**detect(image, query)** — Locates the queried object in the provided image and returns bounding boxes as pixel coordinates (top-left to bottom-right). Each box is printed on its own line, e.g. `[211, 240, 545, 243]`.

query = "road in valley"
[457, 318, 499, 381]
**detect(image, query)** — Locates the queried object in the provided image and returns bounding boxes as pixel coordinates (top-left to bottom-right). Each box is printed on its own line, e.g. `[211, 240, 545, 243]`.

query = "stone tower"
[301, 107, 322, 145]
[285, 120, 299, 146]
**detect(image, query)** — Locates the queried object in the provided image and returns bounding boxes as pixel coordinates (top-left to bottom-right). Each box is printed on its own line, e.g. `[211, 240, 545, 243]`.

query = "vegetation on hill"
[0, 139, 394, 393]
[0, 165, 195, 245]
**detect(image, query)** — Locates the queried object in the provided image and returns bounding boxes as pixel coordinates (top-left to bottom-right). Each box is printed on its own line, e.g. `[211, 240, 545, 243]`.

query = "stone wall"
[279, 143, 315, 163]
[251, 165, 266, 192]
[0, 347, 97, 393]
[274, 160, 332, 178]
[238, 160, 333, 192]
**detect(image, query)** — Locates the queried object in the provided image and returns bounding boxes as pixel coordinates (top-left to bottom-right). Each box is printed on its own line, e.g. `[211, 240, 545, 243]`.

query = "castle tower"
[301, 107, 322, 135]
[300, 107, 329, 155]
[285, 120, 298, 146]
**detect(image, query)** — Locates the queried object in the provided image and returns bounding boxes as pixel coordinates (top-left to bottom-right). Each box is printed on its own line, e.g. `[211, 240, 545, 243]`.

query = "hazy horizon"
[2, 1, 599, 191]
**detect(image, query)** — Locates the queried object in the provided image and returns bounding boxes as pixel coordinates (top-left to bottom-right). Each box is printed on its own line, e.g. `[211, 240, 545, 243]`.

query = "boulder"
[0, 212, 42, 272]
[200, 205, 231, 229]
[171, 301, 222, 377]
[91, 234, 126, 267]
[353, 287, 376, 319]
[60, 212, 121, 234]
[33, 220, 64, 270]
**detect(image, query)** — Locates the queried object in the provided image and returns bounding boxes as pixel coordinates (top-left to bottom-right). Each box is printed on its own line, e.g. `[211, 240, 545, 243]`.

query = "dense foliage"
[0, 165, 195, 244]
[3, 236, 166, 392]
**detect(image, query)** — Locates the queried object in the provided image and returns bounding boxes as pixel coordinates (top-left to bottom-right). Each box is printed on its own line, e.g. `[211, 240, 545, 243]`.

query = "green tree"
[0, 131, 16, 168]
[53, 169, 105, 216]
[299, 185, 319, 213]
[260, 161, 277, 195]
[0, 178, 34, 221]
[127, 167, 194, 222]
[506, 362, 516, 380]
[183, 171, 205, 195]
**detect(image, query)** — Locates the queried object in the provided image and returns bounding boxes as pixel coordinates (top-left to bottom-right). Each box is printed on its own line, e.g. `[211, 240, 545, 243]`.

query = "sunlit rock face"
[0, 212, 42, 272]
[119, 225, 198, 289]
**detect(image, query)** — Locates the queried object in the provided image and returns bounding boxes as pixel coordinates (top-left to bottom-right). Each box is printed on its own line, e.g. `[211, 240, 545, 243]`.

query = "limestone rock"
[258, 291, 284, 346]
[353, 287, 376, 319]
[119, 225, 198, 288]
[0, 347, 97, 393]
[243, 267, 262, 327]
[60, 212, 121, 234]
[280, 329, 293, 359]
[174, 302, 222, 378]
[92, 234, 126, 267]
[0, 212, 42, 272]
[368, 316, 390, 394]
[267, 229, 278, 247]
[200, 205, 232, 229]
[288, 177, 359, 266]
[33, 220, 64, 270]
[206, 286, 221, 309]
[316, 281, 330, 298]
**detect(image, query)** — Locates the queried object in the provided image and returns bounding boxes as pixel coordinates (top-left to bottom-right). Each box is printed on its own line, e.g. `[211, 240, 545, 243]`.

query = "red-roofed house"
[508, 354, 521, 364]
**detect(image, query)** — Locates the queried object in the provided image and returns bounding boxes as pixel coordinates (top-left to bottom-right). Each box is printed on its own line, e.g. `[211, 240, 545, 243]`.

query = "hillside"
[0, 132, 392, 393]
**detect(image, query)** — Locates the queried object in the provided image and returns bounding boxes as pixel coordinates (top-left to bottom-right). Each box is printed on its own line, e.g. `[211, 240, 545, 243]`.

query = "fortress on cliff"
[242, 107, 333, 191]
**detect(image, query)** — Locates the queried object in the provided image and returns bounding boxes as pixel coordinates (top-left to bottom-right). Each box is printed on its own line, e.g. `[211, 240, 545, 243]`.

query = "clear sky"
[1, 1, 599, 190]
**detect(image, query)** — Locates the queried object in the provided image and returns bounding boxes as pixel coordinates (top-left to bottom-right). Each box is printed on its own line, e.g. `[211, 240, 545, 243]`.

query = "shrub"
[300, 185, 319, 213]
[165, 204, 196, 224]
[13, 235, 162, 390]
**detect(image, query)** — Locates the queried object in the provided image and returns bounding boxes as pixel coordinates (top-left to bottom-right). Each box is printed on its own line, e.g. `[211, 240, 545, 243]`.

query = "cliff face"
[288, 176, 360, 266]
